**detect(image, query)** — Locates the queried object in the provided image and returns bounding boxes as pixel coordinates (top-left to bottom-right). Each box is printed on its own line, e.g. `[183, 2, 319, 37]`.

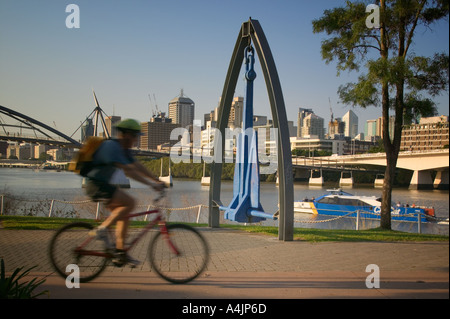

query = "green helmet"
[116, 119, 141, 132]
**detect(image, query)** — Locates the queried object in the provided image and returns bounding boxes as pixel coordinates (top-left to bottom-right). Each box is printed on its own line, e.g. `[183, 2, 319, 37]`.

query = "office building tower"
[328, 117, 345, 137]
[376, 116, 395, 141]
[81, 118, 94, 142]
[297, 108, 314, 138]
[302, 113, 325, 139]
[365, 119, 377, 140]
[168, 89, 195, 129]
[342, 110, 358, 138]
[104, 116, 121, 138]
[140, 113, 181, 150]
[229, 96, 243, 128]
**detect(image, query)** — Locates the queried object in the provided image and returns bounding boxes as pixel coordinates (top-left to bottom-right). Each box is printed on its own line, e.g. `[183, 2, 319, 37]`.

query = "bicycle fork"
[159, 224, 181, 256]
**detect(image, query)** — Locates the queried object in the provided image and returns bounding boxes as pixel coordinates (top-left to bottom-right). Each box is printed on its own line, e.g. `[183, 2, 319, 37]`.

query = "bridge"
[290, 149, 449, 190]
[0, 105, 81, 148]
[0, 102, 174, 158]
[1, 103, 448, 189]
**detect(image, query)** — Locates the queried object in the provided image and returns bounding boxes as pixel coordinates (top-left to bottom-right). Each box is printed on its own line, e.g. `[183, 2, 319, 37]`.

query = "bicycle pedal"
[112, 260, 125, 268]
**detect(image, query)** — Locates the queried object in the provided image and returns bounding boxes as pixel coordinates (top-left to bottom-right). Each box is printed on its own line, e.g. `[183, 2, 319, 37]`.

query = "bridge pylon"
[71, 90, 112, 142]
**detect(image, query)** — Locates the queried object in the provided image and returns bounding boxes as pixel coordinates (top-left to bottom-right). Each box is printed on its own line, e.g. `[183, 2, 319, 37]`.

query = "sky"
[0, 0, 448, 141]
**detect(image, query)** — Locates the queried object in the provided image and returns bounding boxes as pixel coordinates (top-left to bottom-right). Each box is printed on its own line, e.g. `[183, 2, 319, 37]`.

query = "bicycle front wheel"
[149, 224, 209, 284]
[49, 222, 109, 283]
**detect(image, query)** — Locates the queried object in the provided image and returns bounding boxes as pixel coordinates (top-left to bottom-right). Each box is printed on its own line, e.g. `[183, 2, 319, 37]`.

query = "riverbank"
[1, 168, 448, 236]
[0, 215, 448, 242]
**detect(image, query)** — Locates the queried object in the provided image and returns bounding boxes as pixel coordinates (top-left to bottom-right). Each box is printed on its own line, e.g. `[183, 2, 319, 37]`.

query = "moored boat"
[294, 189, 436, 222]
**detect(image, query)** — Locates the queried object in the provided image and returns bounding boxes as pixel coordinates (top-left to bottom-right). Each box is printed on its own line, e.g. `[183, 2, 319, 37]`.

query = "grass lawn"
[1, 215, 448, 242]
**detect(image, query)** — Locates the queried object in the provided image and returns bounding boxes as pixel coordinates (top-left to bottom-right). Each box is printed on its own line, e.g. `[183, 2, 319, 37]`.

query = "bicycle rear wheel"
[149, 224, 209, 284]
[49, 222, 110, 283]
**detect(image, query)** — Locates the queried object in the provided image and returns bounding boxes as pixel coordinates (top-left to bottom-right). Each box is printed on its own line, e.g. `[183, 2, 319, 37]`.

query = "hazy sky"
[1, 0, 448, 140]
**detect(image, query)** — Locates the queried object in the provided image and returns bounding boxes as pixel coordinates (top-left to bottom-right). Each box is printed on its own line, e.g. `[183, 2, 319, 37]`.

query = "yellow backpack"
[68, 136, 105, 176]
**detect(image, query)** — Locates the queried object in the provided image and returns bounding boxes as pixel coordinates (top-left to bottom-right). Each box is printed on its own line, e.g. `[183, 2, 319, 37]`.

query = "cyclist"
[85, 118, 165, 267]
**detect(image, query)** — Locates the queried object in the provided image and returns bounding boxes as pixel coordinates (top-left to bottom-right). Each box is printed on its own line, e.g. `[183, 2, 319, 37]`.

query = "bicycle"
[48, 191, 209, 284]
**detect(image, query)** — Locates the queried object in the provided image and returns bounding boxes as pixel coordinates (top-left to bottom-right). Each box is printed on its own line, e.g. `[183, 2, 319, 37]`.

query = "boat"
[294, 189, 436, 222]
[158, 158, 173, 187]
[200, 162, 210, 186]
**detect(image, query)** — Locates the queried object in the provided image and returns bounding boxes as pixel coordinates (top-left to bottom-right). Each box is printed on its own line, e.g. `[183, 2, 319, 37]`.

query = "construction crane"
[153, 93, 159, 114]
[148, 93, 160, 117]
[329, 97, 333, 122]
[148, 94, 155, 117]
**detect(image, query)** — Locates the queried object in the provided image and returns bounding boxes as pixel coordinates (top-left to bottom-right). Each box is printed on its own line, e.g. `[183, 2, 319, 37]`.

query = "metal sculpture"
[219, 45, 273, 223]
[208, 18, 293, 240]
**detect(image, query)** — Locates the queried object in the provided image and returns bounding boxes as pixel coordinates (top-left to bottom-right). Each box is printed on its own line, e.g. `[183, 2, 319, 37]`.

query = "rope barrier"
[1, 194, 447, 234]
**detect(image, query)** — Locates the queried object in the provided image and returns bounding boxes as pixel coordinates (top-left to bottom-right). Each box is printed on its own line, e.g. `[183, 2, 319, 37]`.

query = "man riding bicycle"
[85, 119, 165, 267]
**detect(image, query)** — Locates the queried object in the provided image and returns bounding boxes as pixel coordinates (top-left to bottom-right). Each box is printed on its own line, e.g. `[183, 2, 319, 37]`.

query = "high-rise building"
[81, 118, 94, 142]
[365, 119, 377, 139]
[168, 89, 195, 129]
[342, 110, 358, 138]
[229, 96, 243, 128]
[104, 116, 121, 138]
[140, 113, 181, 150]
[302, 113, 325, 139]
[376, 116, 395, 141]
[204, 96, 244, 129]
[328, 117, 345, 137]
[297, 108, 314, 138]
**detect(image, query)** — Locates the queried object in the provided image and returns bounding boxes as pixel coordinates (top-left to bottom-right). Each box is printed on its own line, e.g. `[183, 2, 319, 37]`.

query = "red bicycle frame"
[74, 208, 180, 258]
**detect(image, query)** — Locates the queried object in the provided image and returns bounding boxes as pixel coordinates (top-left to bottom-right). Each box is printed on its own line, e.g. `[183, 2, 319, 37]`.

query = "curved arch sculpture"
[208, 18, 293, 241]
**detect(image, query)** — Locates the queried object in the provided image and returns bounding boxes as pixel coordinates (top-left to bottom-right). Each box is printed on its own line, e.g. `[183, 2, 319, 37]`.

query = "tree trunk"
[379, 0, 393, 230]
[380, 82, 393, 230]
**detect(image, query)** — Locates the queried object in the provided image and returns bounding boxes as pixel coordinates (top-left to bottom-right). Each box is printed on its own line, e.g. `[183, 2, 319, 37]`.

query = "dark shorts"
[85, 179, 118, 204]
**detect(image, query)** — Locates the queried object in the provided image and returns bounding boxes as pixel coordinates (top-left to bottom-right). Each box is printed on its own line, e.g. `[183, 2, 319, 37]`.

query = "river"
[1, 168, 448, 235]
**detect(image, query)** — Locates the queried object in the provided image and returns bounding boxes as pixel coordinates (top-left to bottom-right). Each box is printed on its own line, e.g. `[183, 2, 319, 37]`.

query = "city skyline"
[1, 1, 448, 141]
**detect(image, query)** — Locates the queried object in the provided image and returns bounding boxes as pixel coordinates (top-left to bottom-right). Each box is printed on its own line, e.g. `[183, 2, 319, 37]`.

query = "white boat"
[159, 157, 173, 187]
[201, 162, 210, 186]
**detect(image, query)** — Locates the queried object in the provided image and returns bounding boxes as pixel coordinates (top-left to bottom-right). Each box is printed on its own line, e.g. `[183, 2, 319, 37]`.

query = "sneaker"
[112, 250, 141, 268]
[89, 227, 115, 251]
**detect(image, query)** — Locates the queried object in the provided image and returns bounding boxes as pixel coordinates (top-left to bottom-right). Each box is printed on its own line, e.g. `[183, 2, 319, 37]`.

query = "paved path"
[0, 228, 448, 299]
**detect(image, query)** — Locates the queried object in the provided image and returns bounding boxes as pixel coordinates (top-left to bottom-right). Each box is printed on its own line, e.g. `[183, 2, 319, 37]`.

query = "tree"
[313, 0, 449, 229]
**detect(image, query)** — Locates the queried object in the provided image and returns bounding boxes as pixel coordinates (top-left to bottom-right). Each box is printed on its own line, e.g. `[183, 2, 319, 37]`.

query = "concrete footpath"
[0, 228, 448, 299]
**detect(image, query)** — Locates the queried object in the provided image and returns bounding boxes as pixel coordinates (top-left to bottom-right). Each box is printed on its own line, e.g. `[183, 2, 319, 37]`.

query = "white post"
[95, 202, 100, 220]
[49, 200, 55, 217]
[356, 210, 360, 230]
[417, 213, 422, 234]
[144, 205, 151, 221]
[0, 195, 3, 215]
[196, 205, 202, 224]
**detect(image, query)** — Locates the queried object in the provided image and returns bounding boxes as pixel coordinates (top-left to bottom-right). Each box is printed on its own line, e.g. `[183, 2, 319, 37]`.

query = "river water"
[1, 168, 448, 235]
